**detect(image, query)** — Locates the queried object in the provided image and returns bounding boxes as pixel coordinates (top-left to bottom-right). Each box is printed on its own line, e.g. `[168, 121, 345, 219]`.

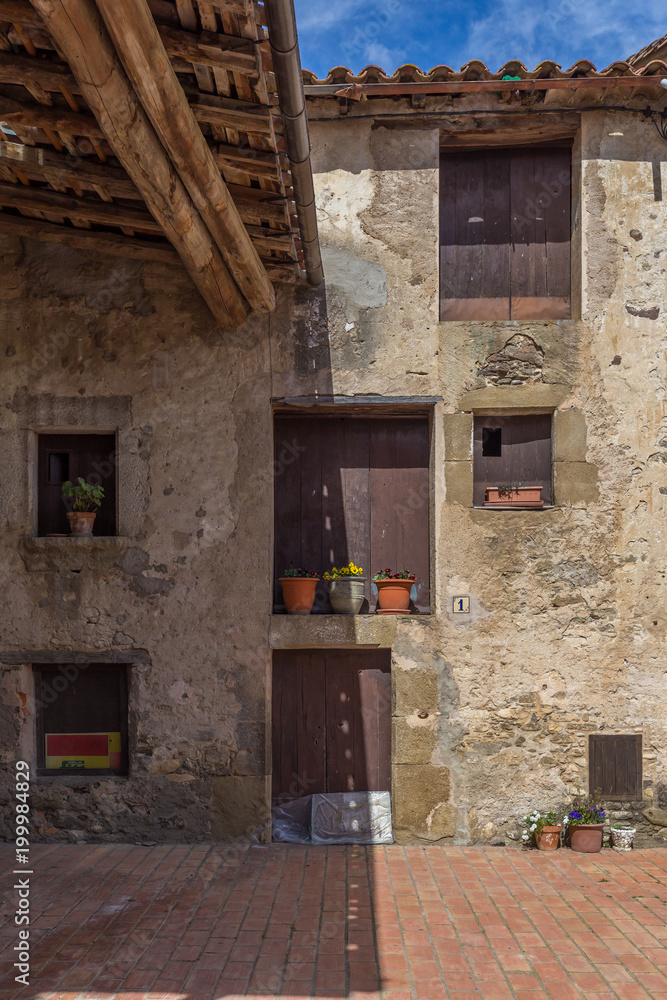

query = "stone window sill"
[19, 535, 132, 572]
[270, 613, 413, 649]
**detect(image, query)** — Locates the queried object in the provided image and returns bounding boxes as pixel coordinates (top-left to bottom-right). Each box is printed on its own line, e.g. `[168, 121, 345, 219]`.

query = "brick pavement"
[2, 844, 667, 1000]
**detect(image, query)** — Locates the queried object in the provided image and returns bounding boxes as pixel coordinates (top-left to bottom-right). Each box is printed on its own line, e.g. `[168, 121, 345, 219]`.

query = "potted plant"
[522, 809, 562, 851]
[279, 565, 319, 616]
[484, 483, 544, 508]
[522, 809, 563, 851]
[610, 823, 636, 851]
[323, 562, 365, 615]
[62, 477, 105, 536]
[563, 793, 606, 853]
[373, 568, 415, 614]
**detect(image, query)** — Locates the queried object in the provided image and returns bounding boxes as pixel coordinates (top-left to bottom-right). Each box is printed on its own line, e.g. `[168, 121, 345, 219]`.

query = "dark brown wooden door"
[473, 414, 552, 506]
[272, 649, 391, 801]
[440, 146, 571, 320]
[38, 434, 117, 536]
[274, 415, 430, 612]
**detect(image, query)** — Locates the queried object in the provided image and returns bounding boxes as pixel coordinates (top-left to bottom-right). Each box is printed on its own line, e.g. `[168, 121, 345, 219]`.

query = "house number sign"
[453, 596, 470, 614]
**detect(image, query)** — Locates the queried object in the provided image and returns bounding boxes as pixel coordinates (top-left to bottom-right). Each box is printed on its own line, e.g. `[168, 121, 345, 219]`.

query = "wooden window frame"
[473, 412, 553, 508]
[273, 408, 433, 614]
[34, 663, 129, 777]
[439, 142, 573, 322]
[589, 734, 643, 801]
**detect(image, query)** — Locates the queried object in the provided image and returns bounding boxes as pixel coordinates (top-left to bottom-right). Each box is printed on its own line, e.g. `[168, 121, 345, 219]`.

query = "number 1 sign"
[453, 597, 470, 614]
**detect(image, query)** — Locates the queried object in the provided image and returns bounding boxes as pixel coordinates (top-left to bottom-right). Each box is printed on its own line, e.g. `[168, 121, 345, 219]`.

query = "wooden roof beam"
[0, 180, 161, 229]
[28, 0, 248, 328]
[96, 0, 274, 313]
[0, 140, 141, 197]
[0, 210, 177, 260]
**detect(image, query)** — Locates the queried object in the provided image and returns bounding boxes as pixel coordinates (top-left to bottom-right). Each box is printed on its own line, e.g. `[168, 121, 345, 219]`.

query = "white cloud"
[466, 0, 666, 71]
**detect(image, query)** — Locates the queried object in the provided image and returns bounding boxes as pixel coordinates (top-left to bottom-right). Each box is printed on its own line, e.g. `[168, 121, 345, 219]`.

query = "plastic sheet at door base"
[272, 791, 393, 844]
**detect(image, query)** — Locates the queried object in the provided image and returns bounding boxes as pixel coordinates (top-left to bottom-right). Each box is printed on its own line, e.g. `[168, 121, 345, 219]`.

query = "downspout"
[264, 0, 324, 286]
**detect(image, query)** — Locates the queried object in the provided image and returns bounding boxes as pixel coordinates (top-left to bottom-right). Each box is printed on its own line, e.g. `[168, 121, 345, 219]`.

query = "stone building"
[2, 8, 667, 846]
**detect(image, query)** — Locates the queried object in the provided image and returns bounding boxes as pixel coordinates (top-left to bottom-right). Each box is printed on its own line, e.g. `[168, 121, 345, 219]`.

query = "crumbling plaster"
[1, 106, 667, 845]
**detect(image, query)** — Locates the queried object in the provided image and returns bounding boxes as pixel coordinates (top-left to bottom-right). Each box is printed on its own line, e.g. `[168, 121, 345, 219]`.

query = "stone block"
[392, 764, 456, 843]
[643, 806, 667, 827]
[211, 775, 271, 843]
[554, 462, 599, 506]
[394, 667, 438, 716]
[554, 409, 588, 462]
[392, 718, 437, 764]
[458, 383, 569, 412]
[445, 460, 473, 506]
[443, 413, 473, 461]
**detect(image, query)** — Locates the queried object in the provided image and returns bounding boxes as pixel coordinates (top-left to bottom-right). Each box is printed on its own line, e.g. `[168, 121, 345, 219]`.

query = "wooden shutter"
[38, 433, 117, 536]
[473, 414, 552, 506]
[589, 734, 642, 800]
[274, 416, 430, 612]
[440, 146, 571, 321]
[272, 650, 391, 801]
[35, 664, 128, 775]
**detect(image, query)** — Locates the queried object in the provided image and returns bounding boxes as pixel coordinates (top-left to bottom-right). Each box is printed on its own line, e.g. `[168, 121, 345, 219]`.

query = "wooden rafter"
[0, 212, 177, 259]
[0, 0, 308, 311]
[29, 0, 249, 327]
[96, 0, 275, 312]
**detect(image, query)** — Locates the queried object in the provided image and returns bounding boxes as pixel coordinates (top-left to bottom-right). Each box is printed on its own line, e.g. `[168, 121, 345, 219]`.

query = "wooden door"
[272, 649, 391, 801]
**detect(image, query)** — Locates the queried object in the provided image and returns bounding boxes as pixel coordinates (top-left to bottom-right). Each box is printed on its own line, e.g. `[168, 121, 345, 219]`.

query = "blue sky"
[294, 0, 665, 78]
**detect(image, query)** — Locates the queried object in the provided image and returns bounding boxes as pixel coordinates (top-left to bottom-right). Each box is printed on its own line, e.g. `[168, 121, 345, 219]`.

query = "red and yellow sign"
[45, 732, 121, 769]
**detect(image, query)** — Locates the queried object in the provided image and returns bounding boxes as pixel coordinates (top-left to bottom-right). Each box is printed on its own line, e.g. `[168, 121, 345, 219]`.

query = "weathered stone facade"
[2, 96, 667, 846]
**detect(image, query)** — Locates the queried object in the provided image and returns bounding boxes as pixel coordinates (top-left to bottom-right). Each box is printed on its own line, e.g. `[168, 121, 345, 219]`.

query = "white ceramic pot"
[610, 826, 636, 851]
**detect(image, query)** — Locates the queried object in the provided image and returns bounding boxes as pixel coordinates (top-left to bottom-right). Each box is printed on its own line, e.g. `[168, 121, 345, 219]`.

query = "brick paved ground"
[2, 845, 667, 1000]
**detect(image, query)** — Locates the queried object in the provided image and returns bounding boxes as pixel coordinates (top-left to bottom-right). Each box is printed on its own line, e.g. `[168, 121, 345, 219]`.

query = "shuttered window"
[440, 146, 571, 321]
[38, 433, 117, 536]
[589, 734, 642, 801]
[274, 415, 430, 613]
[35, 664, 128, 776]
[473, 414, 552, 506]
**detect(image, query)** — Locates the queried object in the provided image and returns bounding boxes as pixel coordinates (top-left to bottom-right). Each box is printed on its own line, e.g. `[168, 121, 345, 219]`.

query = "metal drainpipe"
[264, 0, 324, 286]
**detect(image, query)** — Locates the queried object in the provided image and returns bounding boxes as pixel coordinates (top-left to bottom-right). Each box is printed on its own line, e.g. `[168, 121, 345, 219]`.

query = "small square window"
[38, 433, 117, 536]
[474, 414, 552, 507]
[35, 664, 128, 776]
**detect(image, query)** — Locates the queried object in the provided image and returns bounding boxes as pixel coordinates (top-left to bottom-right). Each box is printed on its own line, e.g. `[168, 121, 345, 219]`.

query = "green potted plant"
[373, 568, 415, 614]
[323, 562, 365, 615]
[563, 792, 606, 853]
[279, 564, 319, 616]
[522, 809, 562, 852]
[62, 477, 105, 536]
[484, 482, 544, 507]
[610, 823, 636, 851]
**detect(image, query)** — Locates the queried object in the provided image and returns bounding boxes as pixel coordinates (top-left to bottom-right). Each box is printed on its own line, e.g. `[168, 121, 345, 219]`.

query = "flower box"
[484, 485, 544, 508]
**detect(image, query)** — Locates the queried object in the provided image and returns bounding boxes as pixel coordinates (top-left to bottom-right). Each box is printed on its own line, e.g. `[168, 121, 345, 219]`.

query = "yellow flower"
[323, 572, 330, 581]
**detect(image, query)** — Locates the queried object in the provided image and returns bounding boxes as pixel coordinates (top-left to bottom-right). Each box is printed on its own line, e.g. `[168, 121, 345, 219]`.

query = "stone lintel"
[0, 649, 150, 666]
[458, 383, 570, 412]
[269, 614, 397, 648]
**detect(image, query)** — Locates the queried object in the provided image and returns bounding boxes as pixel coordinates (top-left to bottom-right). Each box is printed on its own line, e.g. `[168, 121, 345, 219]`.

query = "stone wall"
[1, 104, 667, 845]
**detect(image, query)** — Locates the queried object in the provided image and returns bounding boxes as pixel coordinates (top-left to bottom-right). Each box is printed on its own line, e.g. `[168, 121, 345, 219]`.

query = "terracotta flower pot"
[375, 578, 413, 611]
[569, 823, 604, 853]
[329, 578, 365, 615]
[279, 577, 319, 616]
[536, 825, 562, 852]
[484, 486, 544, 508]
[66, 511, 96, 536]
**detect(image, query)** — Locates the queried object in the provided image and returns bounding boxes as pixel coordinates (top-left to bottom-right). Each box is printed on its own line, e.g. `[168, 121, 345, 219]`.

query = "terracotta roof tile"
[302, 58, 667, 87]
